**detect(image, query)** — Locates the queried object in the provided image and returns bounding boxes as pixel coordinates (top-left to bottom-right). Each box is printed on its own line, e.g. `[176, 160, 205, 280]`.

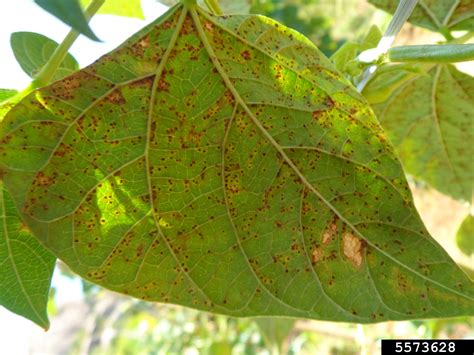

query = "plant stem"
[32, 0, 105, 88]
[388, 44, 474, 63]
[203, 0, 223, 15]
[356, 0, 418, 92]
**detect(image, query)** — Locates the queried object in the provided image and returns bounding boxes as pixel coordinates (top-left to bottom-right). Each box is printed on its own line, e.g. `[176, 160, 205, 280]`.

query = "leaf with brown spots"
[0, 180, 55, 329]
[0, 3, 473, 323]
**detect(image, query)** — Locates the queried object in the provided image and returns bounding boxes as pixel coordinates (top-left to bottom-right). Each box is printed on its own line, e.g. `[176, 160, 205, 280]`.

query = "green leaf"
[456, 215, 474, 256]
[370, 64, 473, 202]
[34, 0, 100, 41]
[368, 0, 474, 33]
[0, 89, 18, 104]
[11, 32, 79, 81]
[0, 180, 56, 329]
[80, 0, 144, 19]
[1, 4, 473, 323]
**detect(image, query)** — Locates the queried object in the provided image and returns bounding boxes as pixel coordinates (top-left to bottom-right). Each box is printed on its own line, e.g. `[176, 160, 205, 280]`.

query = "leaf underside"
[369, 0, 474, 32]
[0, 181, 55, 329]
[1, 4, 473, 323]
[370, 64, 473, 202]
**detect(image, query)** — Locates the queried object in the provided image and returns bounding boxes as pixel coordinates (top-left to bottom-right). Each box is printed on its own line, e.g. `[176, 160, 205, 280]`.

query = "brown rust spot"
[138, 36, 150, 48]
[241, 50, 251, 60]
[130, 76, 154, 89]
[53, 143, 72, 157]
[312, 109, 325, 120]
[224, 90, 235, 104]
[105, 90, 126, 105]
[342, 232, 365, 267]
[136, 244, 144, 257]
[35, 172, 55, 187]
[158, 78, 169, 91]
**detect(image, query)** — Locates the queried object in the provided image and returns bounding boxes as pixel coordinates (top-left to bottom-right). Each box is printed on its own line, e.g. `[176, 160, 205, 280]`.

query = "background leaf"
[0, 181, 56, 329]
[369, 64, 473, 202]
[80, 0, 144, 19]
[368, 0, 474, 33]
[362, 63, 424, 104]
[34, 0, 100, 41]
[456, 215, 474, 256]
[1, 4, 473, 323]
[11, 32, 79, 81]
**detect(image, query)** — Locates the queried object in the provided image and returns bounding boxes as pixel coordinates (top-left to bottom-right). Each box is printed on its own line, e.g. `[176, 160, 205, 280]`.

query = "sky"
[0, 1, 169, 354]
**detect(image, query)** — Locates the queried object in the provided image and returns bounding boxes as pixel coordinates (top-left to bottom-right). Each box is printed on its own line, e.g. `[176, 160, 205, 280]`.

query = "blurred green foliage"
[53, 265, 473, 355]
[250, 0, 389, 56]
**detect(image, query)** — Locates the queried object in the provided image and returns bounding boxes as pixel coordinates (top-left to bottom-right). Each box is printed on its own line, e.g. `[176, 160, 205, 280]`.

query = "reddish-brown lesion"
[104, 90, 127, 105]
[34, 171, 56, 187]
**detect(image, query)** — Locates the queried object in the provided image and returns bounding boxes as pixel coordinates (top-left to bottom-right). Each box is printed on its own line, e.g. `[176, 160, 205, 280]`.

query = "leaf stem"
[356, 0, 418, 92]
[32, 0, 105, 89]
[203, 0, 223, 15]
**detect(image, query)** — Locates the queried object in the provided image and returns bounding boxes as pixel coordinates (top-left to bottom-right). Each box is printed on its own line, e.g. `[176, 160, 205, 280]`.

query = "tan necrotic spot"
[322, 219, 337, 244]
[342, 232, 365, 267]
[312, 247, 322, 264]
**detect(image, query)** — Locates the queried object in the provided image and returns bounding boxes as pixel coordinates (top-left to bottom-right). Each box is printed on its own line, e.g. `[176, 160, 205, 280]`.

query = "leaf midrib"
[142, 6, 224, 312]
[193, 7, 473, 302]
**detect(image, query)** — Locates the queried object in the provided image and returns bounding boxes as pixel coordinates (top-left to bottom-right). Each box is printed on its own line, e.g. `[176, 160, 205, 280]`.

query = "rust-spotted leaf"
[0, 181, 55, 329]
[1, 3, 473, 323]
